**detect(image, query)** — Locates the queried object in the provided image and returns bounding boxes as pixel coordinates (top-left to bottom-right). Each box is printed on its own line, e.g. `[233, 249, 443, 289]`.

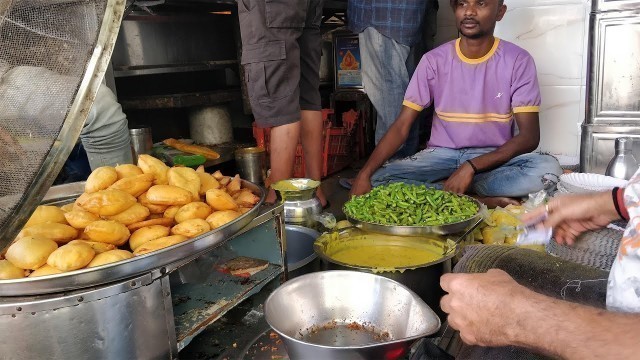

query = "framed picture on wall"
[333, 33, 363, 90]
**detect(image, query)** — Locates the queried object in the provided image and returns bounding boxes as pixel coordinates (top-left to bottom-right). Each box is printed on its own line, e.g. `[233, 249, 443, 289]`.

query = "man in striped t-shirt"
[351, 0, 562, 207]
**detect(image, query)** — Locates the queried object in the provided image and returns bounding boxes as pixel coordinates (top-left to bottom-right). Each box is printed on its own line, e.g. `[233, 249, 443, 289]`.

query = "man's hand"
[349, 174, 372, 196]
[521, 191, 619, 245]
[443, 162, 474, 194]
[440, 269, 531, 347]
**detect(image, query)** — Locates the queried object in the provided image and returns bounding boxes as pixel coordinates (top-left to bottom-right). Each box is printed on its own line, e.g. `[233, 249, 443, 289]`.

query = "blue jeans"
[371, 147, 563, 197]
[359, 27, 419, 158]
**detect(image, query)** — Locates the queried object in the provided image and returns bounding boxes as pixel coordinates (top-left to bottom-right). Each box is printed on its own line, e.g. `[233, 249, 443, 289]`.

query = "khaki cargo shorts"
[238, 0, 323, 128]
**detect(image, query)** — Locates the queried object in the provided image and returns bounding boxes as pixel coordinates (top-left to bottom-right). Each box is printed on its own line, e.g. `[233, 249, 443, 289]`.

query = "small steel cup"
[130, 127, 153, 164]
[235, 147, 266, 184]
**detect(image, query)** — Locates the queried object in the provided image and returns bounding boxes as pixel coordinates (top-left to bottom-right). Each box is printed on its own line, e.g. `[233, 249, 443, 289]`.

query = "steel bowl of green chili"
[343, 183, 482, 236]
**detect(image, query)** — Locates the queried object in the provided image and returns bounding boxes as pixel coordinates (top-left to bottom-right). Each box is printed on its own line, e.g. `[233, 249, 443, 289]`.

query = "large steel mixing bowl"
[264, 271, 441, 360]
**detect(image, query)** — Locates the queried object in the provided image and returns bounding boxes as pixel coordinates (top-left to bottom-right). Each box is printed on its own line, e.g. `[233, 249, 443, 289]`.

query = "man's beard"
[459, 28, 488, 39]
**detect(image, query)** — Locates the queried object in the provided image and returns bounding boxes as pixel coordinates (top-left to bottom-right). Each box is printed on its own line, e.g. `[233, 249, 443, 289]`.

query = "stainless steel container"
[0, 273, 177, 360]
[130, 127, 153, 163]
[605, 137, 638, 180]
[273, 179, 323, 229]
[264, 271, 440, 360]
[285, 225, 320, 278]
[314, 231, 457, 320]
[235, 147, 266, 184]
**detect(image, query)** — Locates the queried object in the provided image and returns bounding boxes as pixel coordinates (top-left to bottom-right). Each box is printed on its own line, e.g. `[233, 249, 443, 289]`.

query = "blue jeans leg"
[468, 153, 563, 197]
[359, 27, 418, 158]
[371, 147, 460, 187]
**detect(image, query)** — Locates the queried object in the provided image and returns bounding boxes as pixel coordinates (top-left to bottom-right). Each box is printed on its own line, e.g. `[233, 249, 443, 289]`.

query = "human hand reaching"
[349, 174, 372, 196]
[443, 162, 474, 194]
[440, 269, 533, 347]
[521, 191, 620, 245]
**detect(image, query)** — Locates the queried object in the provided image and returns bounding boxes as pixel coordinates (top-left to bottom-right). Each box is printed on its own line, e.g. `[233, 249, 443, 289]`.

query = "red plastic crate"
[253, 108, 359, 178]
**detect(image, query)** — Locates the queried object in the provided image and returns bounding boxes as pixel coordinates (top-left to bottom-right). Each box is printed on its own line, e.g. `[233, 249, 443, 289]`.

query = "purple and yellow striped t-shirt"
[403, 38, 541, 149]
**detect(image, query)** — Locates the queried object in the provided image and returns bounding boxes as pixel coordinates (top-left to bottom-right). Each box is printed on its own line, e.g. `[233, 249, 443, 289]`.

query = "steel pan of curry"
[314, 229, 462, 318]
[0, 180, 264, 296]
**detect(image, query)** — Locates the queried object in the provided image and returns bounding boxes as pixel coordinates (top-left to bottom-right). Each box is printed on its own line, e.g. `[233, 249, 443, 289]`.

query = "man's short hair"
[450, 0, 505, 6]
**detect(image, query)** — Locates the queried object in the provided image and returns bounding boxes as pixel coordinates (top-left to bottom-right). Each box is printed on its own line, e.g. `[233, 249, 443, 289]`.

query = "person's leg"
[371, 147, 459, 187]
[298, 0, 326, 206]
[359, 27, 417, 158]
[238, 0, 306, 203]
[80, 84, 133, 169]
[469, 153, 563, 198]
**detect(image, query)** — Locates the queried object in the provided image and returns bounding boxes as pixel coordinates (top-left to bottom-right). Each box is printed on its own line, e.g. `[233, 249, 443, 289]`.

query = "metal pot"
[314, 230, 457, 319]
[273, 179, 323, 229]
[285, 225, 321, 278]
[264, 271, 441, 360]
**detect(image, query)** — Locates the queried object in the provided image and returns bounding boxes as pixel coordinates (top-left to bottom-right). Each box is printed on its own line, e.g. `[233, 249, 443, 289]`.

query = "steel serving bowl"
[0, 180, 265, 296]
[344, 194, 483, 236]
[264, 270, 441, 360]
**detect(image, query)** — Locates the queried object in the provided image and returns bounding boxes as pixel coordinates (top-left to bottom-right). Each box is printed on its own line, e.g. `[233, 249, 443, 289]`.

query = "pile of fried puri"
[0, 155, 260, 279]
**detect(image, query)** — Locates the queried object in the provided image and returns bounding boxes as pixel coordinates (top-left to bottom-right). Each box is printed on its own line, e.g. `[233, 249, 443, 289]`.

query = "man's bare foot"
[265, 188, 277, 205]
[316, 186, 328, 208]
[474, 196, 521, 209]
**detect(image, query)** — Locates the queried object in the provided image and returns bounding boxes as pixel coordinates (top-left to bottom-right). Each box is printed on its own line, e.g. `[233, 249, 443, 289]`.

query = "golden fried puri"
[146, 185, 193, 206]
[138, 154, 169, 185]
[128, 225, 170, 251]
[84, 220, 131, 246]
[47, 242, 95, 271]
[68, 240, 116, 254]
[60, 203, 75, 213]
[18, 223, 78, 244]
[127, 217, 175, 232]
[85, 166, 118, 193]
[78, 189, 137, 216]
[163, 205, 181, 220]
[24, 205, 67, 227]
[0, 260, 25, 279]
[87, 250, 134, 268]
[115, 164, 143, 179]
[5, 236, 58, 270]
[206, 210, 241, 229]
[171, 219, 210, 238]
[197, 171, 220, 195]
[168, 167, 200, 201]
[138, 191, 169, 214]
[108, 173, 154, 197]
[29, 264, 64, 277]
[105, 203, 150, 225]
[226, 174, 241, 194]
[64, 209, 100, 229]
[205, 189, 238, 211]
[133, 235, 189, 256]
[234, 190, 260, 207]
[174, 202, 212, 223]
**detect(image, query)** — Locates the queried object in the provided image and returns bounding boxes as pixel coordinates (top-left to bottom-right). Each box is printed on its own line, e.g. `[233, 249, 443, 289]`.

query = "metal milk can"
[605, 137, 638, 180]
[272, 178, 324, 229]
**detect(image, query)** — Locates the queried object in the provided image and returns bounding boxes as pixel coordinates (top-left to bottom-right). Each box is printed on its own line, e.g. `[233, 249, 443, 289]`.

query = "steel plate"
[0, 180, 264, 296]
[344, 195, 483, 236]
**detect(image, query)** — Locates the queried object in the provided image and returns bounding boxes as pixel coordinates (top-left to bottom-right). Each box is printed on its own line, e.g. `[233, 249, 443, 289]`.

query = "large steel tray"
[0, 180, 264, 296]
[344, 195, 483, 236]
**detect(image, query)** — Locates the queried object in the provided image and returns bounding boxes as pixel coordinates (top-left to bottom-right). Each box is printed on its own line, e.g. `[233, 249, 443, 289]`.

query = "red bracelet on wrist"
[613, 187, 629, 221]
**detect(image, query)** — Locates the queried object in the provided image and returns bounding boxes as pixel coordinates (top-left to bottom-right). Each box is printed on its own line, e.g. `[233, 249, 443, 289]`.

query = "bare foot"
[265, 188, 277, 205]
[474, 196, 521, 209]
[316, 186, 328, 208]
